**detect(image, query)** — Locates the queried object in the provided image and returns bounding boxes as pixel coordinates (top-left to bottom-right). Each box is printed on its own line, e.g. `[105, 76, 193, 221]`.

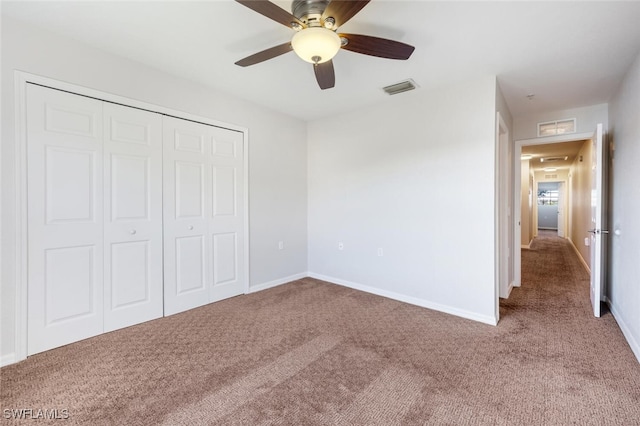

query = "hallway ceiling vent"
[382, 79, 418, 95]
[545, 174, 558, 179]
[540, 156, 569, 163]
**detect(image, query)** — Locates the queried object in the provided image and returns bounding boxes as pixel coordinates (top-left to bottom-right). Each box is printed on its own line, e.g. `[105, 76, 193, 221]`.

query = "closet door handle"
[130, 229, 137, 235]
[188, 225, 194, 230]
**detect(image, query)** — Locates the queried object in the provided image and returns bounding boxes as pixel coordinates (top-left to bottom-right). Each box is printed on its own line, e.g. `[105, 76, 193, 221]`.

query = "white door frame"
[13, 71, 250, 363]
[589, 123, 606, 317]
[557, 181, 566, 238]
[495, 112, 513, 316]
[513, 132, 593, 287]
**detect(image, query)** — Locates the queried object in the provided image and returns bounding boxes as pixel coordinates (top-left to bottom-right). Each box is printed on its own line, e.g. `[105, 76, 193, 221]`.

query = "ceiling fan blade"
[339, 33, 415, 60]
[235, 42, 293, 67]
[236, 0, 306, 29]
[322, 0, 370, 28]
[314, 60, 335, 90]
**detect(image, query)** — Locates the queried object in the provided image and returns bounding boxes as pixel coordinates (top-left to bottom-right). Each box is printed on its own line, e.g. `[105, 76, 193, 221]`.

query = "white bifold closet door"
[27, 84, 163, 355]
[163, 116, 245, 315]
[102, 103, 163, 332]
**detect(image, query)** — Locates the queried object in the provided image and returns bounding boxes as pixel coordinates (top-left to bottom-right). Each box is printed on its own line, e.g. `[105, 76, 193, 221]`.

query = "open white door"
[589, 123, 606, 317]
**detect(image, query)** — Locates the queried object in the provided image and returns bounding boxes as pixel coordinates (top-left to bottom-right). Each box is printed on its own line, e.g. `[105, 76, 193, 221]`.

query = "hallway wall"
[569, 140, 593, 268]
[520, 160, 533, 247]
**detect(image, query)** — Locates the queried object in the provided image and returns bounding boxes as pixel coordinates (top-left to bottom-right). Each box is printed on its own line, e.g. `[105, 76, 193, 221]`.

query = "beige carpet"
[2, 233, 639, 425]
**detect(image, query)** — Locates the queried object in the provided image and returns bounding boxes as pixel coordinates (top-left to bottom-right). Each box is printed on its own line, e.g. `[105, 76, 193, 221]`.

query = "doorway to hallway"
[512, 132, 595, 292]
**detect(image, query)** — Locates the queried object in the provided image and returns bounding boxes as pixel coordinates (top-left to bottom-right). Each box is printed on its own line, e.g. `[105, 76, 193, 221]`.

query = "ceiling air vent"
[540, 156, 569, 163]
[382, 79, 418, 95]
[540, 155, 569, 163]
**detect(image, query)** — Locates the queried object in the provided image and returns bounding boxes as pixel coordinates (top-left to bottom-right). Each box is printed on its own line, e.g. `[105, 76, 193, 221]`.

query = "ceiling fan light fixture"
[291, 27, 341, 64]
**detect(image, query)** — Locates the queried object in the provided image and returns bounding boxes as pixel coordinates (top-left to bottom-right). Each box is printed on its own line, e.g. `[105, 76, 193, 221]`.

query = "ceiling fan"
[234, 0, 415, 90]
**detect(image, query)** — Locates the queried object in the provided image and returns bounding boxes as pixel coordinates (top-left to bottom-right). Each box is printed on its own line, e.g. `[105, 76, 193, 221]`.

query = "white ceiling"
[3, 1, 640, 122]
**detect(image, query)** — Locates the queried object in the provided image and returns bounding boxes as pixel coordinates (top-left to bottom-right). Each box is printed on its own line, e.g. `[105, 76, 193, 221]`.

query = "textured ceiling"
[3, 1, 640, 121]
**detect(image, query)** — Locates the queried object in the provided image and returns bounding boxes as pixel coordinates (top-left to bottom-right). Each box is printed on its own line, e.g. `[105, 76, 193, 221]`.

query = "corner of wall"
[308, 273, 498, 326]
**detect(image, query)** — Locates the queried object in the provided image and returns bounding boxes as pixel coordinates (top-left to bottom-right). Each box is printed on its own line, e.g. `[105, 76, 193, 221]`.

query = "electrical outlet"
[377, 248, 383, 257]
[338, 242, 344, 250]
[278, 241, 284, 250]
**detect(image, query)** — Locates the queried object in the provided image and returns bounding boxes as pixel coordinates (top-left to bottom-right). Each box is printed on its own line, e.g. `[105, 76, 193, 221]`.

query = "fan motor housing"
[292, 0, 330, 23]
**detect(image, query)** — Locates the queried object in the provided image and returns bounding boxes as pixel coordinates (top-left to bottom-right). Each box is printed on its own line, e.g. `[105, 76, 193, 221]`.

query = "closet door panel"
[212, 232, 237, 283]
[210, 127, 245, 302]
[110, 154, 149, 220]
[110, 241, 150, 306]
[175, 161, 205, 218]
[103, 103, 163, 331]
[212, 166, 236, 217]
[176, 235, 207, 293]
[27, 84, 104, 355]
[44, 246, 97, 322]
[163, 116, 212, 315]
[45, 147, 96, 223]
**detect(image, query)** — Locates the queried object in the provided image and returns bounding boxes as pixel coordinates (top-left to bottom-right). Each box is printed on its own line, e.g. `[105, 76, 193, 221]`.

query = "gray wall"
[608, 50, 640, 362]
[307, 76, 499, 325]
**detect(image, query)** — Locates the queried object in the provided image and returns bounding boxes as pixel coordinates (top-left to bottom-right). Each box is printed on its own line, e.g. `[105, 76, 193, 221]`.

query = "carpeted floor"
[1, 233, 639, 425]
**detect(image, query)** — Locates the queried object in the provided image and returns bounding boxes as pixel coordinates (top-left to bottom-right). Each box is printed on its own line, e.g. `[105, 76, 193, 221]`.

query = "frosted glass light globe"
[291, 28, 341, 64]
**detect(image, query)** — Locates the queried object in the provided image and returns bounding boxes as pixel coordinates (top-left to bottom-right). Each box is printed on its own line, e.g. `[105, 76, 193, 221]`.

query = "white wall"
[569, 140, 592, 268]
[1, 17, 308, 363]
[513, 104, 608, 141]
[608, 50, 640, 362]
[307, 76, 498, 324]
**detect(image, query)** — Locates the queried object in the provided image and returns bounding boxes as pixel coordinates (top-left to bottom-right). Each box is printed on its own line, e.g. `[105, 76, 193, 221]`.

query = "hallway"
[498, 232, 640, 423]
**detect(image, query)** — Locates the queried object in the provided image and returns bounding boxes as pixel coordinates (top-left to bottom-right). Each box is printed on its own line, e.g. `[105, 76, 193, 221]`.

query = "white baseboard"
[1, 352, 17, 367]
[521, 242, 531, 249]
[500, 281, 515, 299]
[607, 300, 640, 364]
[248, 272, 308, 294]
[568, 238, 590, 274]
[308, 272, 497, 326]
